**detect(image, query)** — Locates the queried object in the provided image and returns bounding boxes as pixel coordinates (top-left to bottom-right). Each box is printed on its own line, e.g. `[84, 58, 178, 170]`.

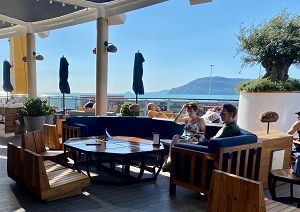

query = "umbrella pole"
[6, 92, 8, 104]
[63, 93, 65, 115]
[136, 94, 138, 104]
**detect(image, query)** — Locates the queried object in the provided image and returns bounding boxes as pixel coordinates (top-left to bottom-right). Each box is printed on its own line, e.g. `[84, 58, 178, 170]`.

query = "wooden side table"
[268, 169, 300, 208]
[253, 129, 293, 188]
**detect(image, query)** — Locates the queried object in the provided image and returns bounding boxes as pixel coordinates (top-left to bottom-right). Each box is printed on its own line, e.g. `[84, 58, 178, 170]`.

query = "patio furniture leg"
[268, 173, 277, 200]
[64, 147, 69, 167]
[85, 153, 92, 179]
[169, 180, 176, 195]
[72, 149, 80, 172]
[137, 157, 146, 181]
[154, 153, 165, 180]
[290, 183, 294, 203]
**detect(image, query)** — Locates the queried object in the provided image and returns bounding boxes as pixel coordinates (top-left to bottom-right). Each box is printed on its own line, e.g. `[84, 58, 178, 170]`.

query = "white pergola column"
[26, 33, 37, 98]
[95, 18, 108, 116]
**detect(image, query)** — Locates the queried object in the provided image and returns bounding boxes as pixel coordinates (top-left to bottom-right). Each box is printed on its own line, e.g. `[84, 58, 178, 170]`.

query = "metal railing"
[2, 94, 239, 116]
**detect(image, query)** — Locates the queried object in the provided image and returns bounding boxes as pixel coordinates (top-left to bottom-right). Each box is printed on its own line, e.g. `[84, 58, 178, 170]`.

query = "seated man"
[147, 102, 168, 119]
[211, 104, 240, 139]
[84, 99, 94, 109]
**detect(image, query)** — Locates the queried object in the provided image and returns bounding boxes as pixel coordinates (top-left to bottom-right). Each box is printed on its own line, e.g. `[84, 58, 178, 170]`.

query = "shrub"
[120, 102, 140, 116]
[19, 98, 54, 117]
[236, 78, 300, 92]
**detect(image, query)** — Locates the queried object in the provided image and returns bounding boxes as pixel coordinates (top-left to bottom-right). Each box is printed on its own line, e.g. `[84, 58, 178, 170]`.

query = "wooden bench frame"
[22, 130, 64, 162]
[7, 142, 90, 201]
[62, 125, 81, 143]
[169, 142, 262, 195]
[207, 170, 298, 212]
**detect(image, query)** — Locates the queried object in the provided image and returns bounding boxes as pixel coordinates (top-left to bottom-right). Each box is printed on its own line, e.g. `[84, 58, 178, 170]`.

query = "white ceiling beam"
[0, 14, 29, 26]
[32, 8, 97, 33]
[189, 0, 212, 5]
[104, 0, 168, 17]
[0, 26, 28, 39]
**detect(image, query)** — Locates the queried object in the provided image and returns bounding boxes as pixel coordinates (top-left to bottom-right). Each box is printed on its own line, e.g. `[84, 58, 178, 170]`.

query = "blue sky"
[0, 0, 299, 94]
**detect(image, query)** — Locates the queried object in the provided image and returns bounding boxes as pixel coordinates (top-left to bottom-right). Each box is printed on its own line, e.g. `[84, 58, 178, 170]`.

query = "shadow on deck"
[0, 135, 299, 211]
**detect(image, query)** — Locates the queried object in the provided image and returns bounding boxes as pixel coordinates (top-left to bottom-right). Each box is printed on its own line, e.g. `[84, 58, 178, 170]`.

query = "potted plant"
[120, 102, 140, 116]
[236, 11, 300, 132]
[19, 98, 52, 131]
[45, 106, 56, 124]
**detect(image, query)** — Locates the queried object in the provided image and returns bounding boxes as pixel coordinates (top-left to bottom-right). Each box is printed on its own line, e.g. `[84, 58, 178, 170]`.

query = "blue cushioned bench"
[64, 117, 223, 141]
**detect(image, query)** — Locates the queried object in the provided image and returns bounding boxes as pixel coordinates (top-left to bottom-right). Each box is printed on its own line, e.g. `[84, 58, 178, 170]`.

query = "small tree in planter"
[237, 11, 300, 83]
[236, 11, 300, 132]
[19, 98, 53, 131]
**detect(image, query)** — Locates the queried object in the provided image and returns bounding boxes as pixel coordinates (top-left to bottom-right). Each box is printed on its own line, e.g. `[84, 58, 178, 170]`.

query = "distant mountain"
[168, 77, 250, 95]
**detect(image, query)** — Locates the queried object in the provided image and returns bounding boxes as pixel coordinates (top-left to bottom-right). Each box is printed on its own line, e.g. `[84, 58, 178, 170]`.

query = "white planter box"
[237, 92, 300, 133]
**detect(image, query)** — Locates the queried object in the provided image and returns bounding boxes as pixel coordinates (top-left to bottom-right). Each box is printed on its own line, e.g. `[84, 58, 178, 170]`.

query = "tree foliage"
[19, 98, 55, 117]
[236, 78, 300, 92]
[237, 11, 300, 81]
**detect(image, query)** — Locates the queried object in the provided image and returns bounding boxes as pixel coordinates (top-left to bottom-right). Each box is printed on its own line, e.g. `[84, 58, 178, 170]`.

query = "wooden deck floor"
[1, 135, 300, 211]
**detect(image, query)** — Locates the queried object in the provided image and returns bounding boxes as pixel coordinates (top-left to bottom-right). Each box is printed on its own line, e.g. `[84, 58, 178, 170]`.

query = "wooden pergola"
[0, 0, 212, 115]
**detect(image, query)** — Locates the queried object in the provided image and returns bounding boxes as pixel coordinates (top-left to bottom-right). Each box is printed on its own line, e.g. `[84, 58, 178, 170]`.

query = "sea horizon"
[39, 91, 239, 101]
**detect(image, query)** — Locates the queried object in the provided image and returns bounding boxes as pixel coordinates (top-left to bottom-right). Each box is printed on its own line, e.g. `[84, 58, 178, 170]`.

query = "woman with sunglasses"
[162, 102, 206, 171]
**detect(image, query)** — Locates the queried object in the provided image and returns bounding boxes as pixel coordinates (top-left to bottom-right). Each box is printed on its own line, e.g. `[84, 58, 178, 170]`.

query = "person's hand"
[181, 104, 187, 111]
[156, 106, 161, 112]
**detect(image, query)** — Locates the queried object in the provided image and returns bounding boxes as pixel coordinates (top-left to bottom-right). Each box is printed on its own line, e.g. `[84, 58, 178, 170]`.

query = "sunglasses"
[220, 111, 229, 115]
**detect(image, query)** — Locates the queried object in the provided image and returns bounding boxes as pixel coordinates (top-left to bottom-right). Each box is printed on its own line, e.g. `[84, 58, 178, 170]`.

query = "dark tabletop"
[64, 136, 164, 155]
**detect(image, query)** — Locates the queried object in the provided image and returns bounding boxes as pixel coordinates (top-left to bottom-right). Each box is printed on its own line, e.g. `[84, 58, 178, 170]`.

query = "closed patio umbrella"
[59, 56, 70, 114]
[3, 60, 13, 103]
[132, 51, 145, 103]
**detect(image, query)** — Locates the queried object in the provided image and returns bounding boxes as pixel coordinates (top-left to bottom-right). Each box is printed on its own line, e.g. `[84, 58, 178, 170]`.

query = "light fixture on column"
[93, 41, 118, 54]
[22, 51, 44, 62]
[104, 41, 117, 53]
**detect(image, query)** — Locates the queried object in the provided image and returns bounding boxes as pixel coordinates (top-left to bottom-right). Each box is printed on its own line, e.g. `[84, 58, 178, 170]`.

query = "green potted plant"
[120, 102, 140, 116]
[19, 98, 52, 131]
[235, 11, 300, 132]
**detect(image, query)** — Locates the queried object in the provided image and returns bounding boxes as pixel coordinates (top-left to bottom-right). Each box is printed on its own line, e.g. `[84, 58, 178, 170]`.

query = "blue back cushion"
[152, 119, 184, 139]
[208, 129, 257, 153]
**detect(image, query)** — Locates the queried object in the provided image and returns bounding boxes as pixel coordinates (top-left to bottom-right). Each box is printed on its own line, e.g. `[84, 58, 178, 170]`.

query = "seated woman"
[162, 102, 206, 171]
[147, 102, 168, 119]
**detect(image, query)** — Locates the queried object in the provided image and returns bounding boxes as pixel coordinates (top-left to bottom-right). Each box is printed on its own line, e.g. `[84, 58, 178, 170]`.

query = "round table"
[64, 136, 166, 185]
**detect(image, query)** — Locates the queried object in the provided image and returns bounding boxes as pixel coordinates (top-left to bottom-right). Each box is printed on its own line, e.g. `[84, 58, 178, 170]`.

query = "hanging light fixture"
[22, 52, 44, 62]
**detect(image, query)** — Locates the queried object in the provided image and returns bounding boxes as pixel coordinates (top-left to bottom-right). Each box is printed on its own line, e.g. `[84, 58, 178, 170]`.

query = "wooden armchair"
[207, 170, 297, 212]
[44, 124, 62, 150]
[22, 130, 64, 162]
[169, 142, 262, 195]
[7, 142, 90, 201]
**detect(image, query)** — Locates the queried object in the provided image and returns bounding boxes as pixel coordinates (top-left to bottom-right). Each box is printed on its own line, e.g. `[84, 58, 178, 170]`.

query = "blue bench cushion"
[207, 129, 257, 153]
[169, 129, 257, 153]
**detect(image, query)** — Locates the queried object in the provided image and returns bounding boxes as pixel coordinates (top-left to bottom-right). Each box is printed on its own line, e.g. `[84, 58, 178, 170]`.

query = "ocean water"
[40, 92, 239, 101]
[39, 92, 239, 111]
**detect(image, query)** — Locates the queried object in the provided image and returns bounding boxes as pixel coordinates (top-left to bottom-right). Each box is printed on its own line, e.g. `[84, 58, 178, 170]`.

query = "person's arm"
[199, 117, 206, 136]
[174, 104, 187, 124]
[287, 121, 300, 135]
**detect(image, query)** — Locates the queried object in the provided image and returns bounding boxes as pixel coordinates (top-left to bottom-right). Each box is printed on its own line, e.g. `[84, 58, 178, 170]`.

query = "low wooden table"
[64, 136, 166, 185]
[269, 169, 300, 208]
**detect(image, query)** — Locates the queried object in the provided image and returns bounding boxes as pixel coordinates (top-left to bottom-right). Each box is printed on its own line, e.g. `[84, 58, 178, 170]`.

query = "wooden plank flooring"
[0, 135, 300, 211]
